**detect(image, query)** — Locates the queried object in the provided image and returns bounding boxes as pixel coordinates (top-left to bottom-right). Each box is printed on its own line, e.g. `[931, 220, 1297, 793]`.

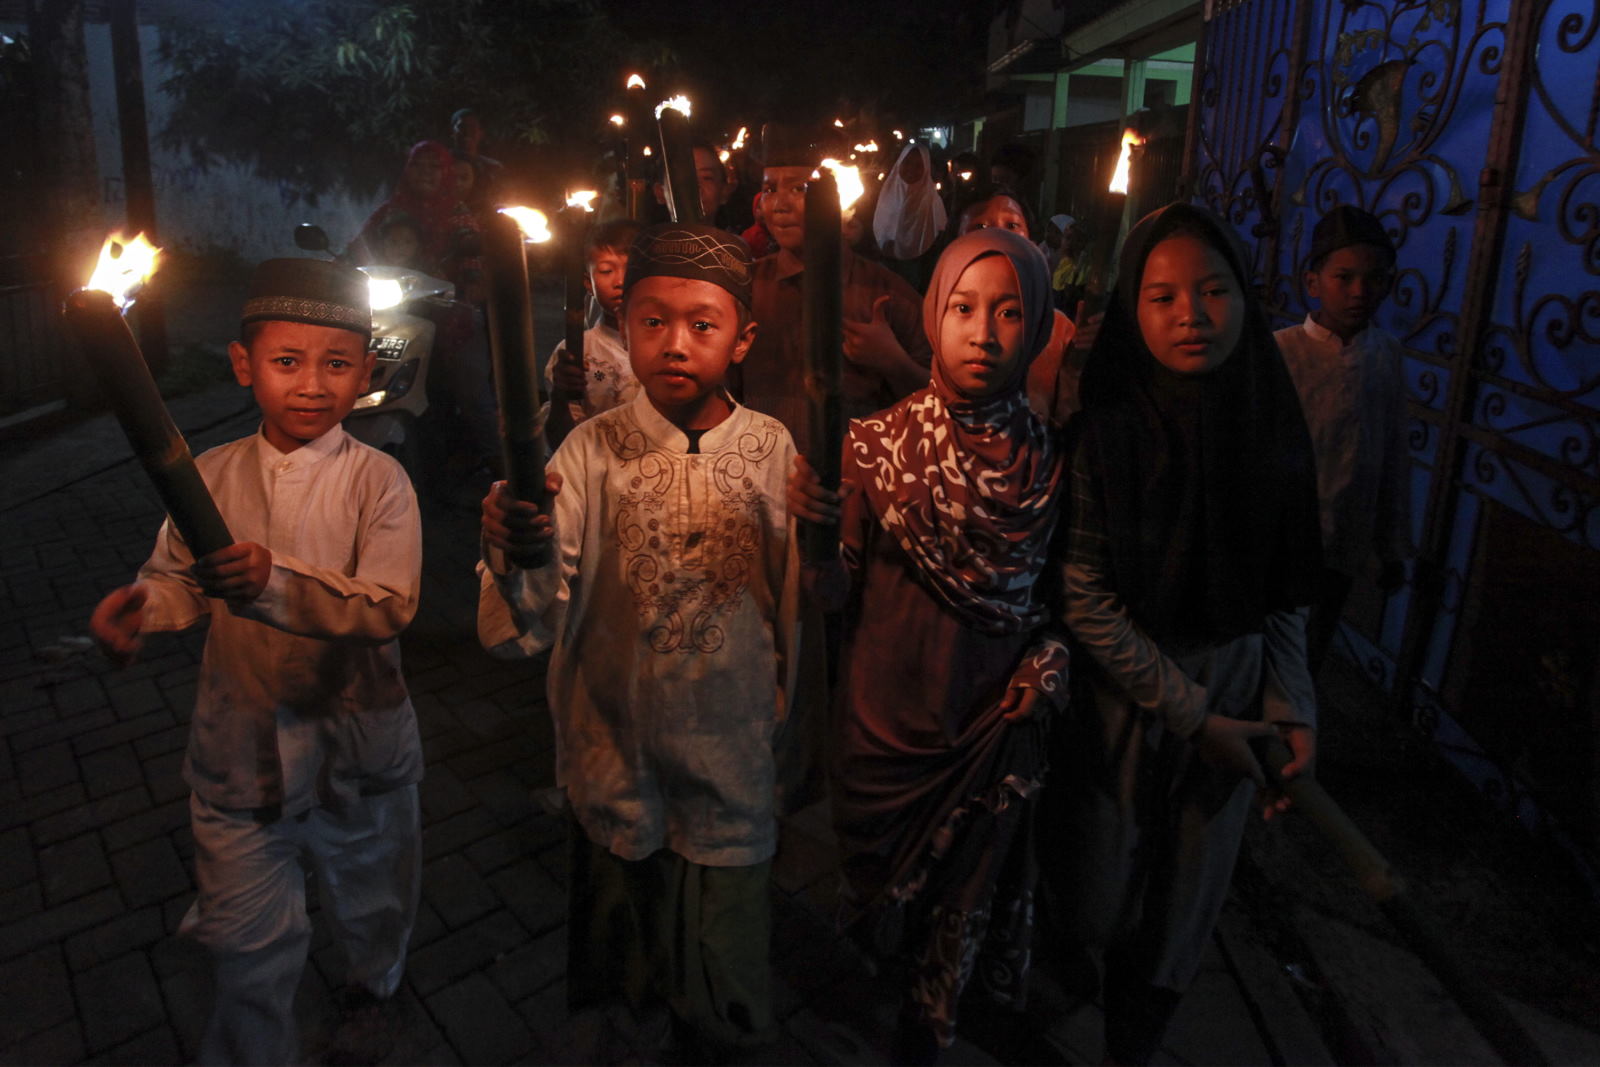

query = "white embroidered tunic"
[136, 426, 424, 815]
[544, 322, 640, 426]
[478, 393, 801, 867]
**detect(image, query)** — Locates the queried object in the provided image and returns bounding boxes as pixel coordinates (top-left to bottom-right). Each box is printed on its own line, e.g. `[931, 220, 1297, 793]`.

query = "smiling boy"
[88, 258, 424, 1065]
[477, 223, 798, 1059]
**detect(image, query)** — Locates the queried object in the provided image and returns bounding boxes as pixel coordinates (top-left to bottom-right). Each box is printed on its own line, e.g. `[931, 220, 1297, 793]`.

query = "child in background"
[872, 141, 948, 289]
[544, 219, 642, 448]
[478, 224, 798, 1061]
[789, 229, 1069, 1062]
[89, 259, 424, 1066]
[1275, 205, 1413, 670]
[1046, 203, 1321, 1066]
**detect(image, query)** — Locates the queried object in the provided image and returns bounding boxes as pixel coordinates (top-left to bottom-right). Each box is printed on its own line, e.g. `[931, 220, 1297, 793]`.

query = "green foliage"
[155, 0, 655, 203]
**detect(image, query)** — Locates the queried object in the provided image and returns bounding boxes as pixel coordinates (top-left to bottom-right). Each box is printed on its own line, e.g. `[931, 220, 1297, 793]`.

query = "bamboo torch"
[1088, 125, 1145, 309]
[62, 233, 233, 560]
[656, 95, 702, 224]
[800, 161, 864, 564]
[625, 74, 650, 218]
[486, 207, 552, 567]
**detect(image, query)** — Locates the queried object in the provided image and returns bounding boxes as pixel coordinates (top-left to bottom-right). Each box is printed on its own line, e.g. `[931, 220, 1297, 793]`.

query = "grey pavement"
[3, 334, 1599, 1063]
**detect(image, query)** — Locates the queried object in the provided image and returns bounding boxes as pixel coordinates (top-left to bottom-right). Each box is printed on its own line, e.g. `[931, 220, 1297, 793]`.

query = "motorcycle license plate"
[369, 335, 407, 361]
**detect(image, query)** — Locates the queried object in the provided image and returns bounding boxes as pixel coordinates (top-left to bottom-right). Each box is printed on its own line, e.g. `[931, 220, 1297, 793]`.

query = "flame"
[86, 232, 161, 309]
[893, 129, 904, 139]
[655, 94, 692, 120]
[732, 126, 748, 150]
[958, 170, 973, 182]
[626, 73, 646, 90]
[852, 141, 879, 153]
[565, 190, 599, 213]
[718, 149, 730, 163]
[642, 145, 653, 156]
[833, 118, 845, 128]
[609, 113, 625, 127]
[1109, 127, 1145, 194]
[819, 158, 865, 213]
[499, 206, 552, 243]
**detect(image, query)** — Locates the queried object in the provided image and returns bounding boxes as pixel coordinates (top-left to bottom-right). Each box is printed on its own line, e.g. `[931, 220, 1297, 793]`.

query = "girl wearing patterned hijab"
[1044, 202, 1321, 1065]
[790, 228, 1068, 1059]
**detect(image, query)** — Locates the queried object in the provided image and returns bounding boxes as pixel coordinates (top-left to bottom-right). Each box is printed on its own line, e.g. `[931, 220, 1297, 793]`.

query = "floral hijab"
[848, 228, 1064, 633]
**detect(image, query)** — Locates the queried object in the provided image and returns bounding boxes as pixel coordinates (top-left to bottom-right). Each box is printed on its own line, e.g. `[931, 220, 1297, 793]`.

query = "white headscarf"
[872, 142, 947, 261]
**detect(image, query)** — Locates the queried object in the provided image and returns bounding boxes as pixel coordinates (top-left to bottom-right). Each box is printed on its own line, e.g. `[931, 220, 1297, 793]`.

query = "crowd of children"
[87, 109, 1413, 1065]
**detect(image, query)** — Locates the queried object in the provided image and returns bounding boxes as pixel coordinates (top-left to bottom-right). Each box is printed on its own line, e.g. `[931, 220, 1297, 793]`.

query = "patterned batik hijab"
[848, 228, 1065, 634]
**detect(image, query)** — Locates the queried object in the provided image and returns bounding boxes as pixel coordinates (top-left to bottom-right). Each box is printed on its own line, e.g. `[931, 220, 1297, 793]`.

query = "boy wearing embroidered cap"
[1275, 205, 1414, 670]
[478, 223, 798, 1058]
[88, 257, 424, 1065]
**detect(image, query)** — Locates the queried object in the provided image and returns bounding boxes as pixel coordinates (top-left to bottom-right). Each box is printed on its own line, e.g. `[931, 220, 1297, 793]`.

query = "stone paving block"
[0, 826, 37, 890]
[110, 836, 191, 908]
[423, 854, 499, 930]
[445, 736, 530, 780]
[421, 725, 481, 765]
[38, 832, 112, 907]
[0, 674, 50, 714]
[74, 951, 167, 1053]
[0, 781, 86, 833]
[407, 898, 447, 952]
[87, 1023, 182, 1066]
[108, 676, 168, 720]
[0, 704, 53, 741]
[0, 880, 42, 924]
[3, 1017, 85, 1065]
[154, 661, 199, 691]
[32, 784, 150, 847]
[149, 927, 208, 980]
[79, 743, 143, 799]
[463, 826, 540, 877]
[72, 709, 174, 757]
[420, 807, 501, 862]
[513, 981, 573, 1060]
[15, 740, 77, 796]
[405, 909, 528, 996]
[424, 970, 534, 1065]
[9, 708, 115, 754]
[487, 859, 566, 938]
[162, 894, 195, 937]
[405, 662, 461, 696]
[464, 769, 532, 827]
[419, 763, 476, 822]
[0, 944, 73, 1045]
[101, 797, 189, 852]
[50, 676, 108, 717]
[486, 927, 565, 1004]
[64, 905, 166, 972]
[142, 749, 189, 806]
[133, 723, 189, 760]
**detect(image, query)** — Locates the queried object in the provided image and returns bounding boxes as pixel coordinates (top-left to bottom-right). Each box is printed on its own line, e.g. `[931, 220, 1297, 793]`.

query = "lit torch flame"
[1109, 127, 1145, 195]
[719, 149, 731, 163]
[732, 126, 748, 150]
[499, 206, 553, 243]
[609, 113, 625, 127]
[86, 232, 161, 310]
[565, 190, 599, 213]
[655, 94, 692, 120]
[833, 118, 845, 128]
[818, 159, 865, 214]
[626, 73, 646, 90]
[852, 141, 879, 153]
[642, 145, 653, 156]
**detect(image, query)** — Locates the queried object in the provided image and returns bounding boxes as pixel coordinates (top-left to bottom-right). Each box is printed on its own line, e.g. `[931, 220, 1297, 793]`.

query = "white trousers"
[180, 786, 421, 1066]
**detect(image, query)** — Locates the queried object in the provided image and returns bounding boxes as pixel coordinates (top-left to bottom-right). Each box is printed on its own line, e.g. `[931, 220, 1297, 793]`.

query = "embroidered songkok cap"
[1307, 205, 1396, 269]
[241, 258, 372, 341]
[624, 223, 754, 311]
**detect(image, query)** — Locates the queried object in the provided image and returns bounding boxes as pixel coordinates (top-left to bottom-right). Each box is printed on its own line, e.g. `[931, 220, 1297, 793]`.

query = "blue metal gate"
[1187, 0, 1600, 875]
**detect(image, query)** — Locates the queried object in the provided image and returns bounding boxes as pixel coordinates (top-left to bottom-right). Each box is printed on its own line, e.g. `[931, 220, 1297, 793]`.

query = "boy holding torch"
[89, 259, 424, 1066]
[477, 223, 799, 1060]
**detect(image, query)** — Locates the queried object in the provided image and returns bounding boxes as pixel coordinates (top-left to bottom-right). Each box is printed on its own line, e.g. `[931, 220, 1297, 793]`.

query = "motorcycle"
[292, 223, 455, 481]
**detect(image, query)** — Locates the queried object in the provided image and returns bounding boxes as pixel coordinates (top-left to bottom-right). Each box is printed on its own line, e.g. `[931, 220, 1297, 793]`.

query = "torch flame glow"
[852, 141, 879, 153]
[499, 206, 553, 243]
[642, 145, 653, 156]
[86, 232, 161, 309]
[958, 170, 973, 182]
[819, 158, 865, 213]
[626, 73, 646, 90]
[609, 113, 625, 127]
[833, 118, 845, 128]
[719, 149, 731, 163]
[565, 190, 599, 213]
[655, 94, 692, 120]
[1109, 127, 1144, 195]
[893, 129, 904, 139]
[732, 126, 748, 150]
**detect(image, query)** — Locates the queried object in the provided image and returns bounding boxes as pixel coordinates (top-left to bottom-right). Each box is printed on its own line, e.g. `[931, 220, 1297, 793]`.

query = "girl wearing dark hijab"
[1048, 203, 1322, 1065]
[791, 228, 1069, 1060]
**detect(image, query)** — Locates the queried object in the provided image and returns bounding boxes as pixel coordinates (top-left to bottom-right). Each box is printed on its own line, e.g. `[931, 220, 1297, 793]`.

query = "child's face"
[958, 196, 1030, 239]
[229, 320, 375, 454]
[1135, 233, 1245, 376]
[693, 147, 731, 217]
[622, 277, 755, 418]
[404, 152, 443, 198]
[585, 247, 628, 317]
[1305, 243, 1392, 338]
[760, 167, 811, 253]
[936, 254, 1027, 398]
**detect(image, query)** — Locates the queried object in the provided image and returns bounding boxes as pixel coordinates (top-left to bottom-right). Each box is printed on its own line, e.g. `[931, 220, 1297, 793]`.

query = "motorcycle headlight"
[367, 276, 405, 312]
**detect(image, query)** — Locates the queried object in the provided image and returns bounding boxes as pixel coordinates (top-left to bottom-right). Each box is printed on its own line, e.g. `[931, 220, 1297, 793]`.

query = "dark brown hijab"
[1075, 202, 1321, 645]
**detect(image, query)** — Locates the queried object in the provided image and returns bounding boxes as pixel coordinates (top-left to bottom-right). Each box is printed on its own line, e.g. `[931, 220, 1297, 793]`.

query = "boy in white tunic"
[1276, 205, 1414, 670]
[478, 223, 798, 1058]
[544, 218, 643, 448]
[89, 258, 423, 1066]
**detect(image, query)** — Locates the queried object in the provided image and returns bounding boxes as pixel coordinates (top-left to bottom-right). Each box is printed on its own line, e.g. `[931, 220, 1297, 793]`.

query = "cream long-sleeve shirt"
[1276, 315, 1414, 576]
[137, 425, 424, 816]
[544, 321, 639, 426]
[478, 393, 801, 867]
